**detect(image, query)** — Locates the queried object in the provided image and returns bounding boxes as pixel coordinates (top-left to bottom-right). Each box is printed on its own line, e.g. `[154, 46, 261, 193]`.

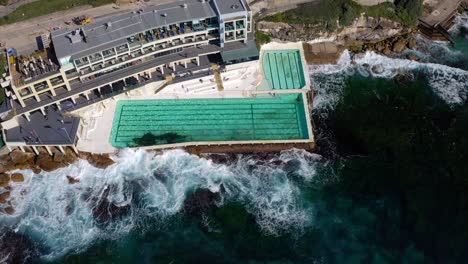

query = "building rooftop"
[214, 0, 247, 15]
[51, 0, 221, 61]
[5, 107, 80, 146]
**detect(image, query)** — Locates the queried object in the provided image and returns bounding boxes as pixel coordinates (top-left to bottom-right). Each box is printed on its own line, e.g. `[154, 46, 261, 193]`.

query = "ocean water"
[1, 14, 468, 264]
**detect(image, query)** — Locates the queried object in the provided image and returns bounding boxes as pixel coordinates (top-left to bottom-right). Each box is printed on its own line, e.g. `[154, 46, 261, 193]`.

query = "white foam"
[449, 12, 468, 36]
[310, 50, 468, 108]
[0, 148, 322, 260]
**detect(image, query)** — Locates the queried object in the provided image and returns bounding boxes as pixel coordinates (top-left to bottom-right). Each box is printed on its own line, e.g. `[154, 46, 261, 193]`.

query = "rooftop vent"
[182, 3, 188, 8]
[66, 30, 83, 44]
[153, 9, 157, 13]
[106, 22, 112, 29]
[161, 13, 167, 17]
[231, 4, 239, 9]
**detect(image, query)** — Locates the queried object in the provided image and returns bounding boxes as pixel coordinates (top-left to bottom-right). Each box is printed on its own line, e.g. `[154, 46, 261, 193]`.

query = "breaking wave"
[0, 149, 322, 260]
[311, 48, 468, 110]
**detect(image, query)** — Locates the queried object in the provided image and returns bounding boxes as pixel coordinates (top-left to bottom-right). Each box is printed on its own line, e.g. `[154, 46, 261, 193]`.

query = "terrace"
[4, 106, 80, 146]
[11, 43, 225, 115]
[10, 48, 60, 87]
[78, 33, 218, 81]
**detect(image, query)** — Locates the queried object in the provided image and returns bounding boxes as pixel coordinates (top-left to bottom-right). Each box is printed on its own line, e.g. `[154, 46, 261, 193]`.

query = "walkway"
[420, 0, 462, 27]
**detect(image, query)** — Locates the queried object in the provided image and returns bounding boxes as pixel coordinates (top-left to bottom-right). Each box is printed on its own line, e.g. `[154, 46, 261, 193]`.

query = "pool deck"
[74, 43, 314, 154]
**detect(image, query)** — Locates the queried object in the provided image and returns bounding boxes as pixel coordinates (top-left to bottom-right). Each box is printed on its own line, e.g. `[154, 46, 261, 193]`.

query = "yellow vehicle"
[73, 16, 92, 25]
[81, 17, 92, 25]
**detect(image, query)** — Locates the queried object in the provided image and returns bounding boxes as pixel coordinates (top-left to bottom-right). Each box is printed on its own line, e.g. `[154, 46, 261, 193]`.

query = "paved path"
[420, 0, 462, 27]
[0, 0, 172, 55]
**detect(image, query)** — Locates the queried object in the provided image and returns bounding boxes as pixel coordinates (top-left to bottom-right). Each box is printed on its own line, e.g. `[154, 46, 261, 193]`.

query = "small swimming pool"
[110, 94, 310, 148]
[262, 50, 306, 90]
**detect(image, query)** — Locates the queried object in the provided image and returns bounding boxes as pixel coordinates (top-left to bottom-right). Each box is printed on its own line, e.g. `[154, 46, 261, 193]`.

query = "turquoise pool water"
[262, 50, 306, 90]
[110, 94, 310, 148]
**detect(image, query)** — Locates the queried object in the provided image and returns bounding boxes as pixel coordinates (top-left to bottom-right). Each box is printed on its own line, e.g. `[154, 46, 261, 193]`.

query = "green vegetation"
[262, 0, 422, 32]
[0, 0, 7, 6]
[0, 53, 6, 77]
[0, 0, 116, 26]
[0, 87, 4, 105]
[0, 53, 5, 105]
[255, 31, 271, 49]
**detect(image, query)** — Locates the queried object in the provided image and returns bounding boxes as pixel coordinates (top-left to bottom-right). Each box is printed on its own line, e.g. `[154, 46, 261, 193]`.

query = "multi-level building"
[1, 0, 259, 154]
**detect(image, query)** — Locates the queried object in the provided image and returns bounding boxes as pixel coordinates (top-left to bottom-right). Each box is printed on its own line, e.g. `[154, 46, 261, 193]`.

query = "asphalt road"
[0, 0, 173, 55]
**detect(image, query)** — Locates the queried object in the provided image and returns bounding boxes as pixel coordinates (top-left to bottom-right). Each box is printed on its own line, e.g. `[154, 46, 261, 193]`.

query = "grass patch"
[0, 53, 6, 77]
[0, 87, 4, 105]
[0, 0, 116, 26]
[255, 31, 271, 49]
[262, 0, 422, 32]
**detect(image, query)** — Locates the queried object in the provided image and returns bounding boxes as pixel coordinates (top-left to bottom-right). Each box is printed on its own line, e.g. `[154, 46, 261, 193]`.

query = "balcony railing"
[79, 35, 214, 79]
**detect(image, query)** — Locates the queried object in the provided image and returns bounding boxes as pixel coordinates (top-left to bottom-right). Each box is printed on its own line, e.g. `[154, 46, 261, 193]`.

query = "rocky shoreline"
[0, 148, 114, 215]
[258, 15, 421, 61]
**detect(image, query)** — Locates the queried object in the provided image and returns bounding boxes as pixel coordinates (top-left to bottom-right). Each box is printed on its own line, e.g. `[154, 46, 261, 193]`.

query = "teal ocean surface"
[1, 13, 468, 264]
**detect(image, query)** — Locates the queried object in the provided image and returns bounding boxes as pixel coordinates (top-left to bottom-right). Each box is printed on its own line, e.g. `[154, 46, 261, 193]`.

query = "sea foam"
[311, 47, 468, 109]
[0, 149, 321, 260]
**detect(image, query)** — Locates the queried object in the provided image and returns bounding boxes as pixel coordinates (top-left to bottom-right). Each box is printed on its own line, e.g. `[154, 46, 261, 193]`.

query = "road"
[0, 0, 173, 55]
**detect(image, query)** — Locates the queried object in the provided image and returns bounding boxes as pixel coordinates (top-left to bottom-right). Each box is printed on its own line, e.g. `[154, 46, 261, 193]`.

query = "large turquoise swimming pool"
[110, 94, 310, 148]
[262, 50, 306, 90]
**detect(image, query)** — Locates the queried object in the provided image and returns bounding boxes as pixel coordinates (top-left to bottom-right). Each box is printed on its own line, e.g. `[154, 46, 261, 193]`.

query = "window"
[89, 53, 103, 63]
[116, 44, 129, 53]
[50, 76, 64, 86]
[102, 48, 116, 58]
[34, 81, 49, 91]
[19, 87, 32, 96]
[225, 22, 234, 31]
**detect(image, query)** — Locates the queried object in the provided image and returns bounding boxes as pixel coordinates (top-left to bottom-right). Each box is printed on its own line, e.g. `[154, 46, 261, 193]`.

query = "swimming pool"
[262, 50, 306, 90]
[110, 94, 310, 148]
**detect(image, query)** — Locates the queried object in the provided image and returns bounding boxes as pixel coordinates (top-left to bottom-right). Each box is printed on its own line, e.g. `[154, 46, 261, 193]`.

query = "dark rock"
[0, 173, 10, 188]
[31, 167, 42, 174]
[66, 175, 80, 184]
[407, 35, 416, 49]
[11, 173, 24, 182]
[0, 191, 10, 203]
[383, 47, 391, 56]
[35, 154, 66, 172]
[4, 206, 14, 215]
[79, 152, 114, 169]
[0, 229, 40, 264]
[91, 184, 130, 223]
[9, 150, 34, 164]
[407, 53, 419, 61]
[207, 153, 236, 164]
[394, 73, 415, 85]
[53, 151, 66, 163]
[153, 168, 167, 183]
[372, 64, 385, 74]
[392, 38, 407, 53]
[62, 148, 78, 164]
[184, 189, 220, 214]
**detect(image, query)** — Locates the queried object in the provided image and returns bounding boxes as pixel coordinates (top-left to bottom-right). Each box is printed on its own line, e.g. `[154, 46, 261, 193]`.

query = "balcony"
[78, 36, 213, 80]
[127, 24, 212, 50]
